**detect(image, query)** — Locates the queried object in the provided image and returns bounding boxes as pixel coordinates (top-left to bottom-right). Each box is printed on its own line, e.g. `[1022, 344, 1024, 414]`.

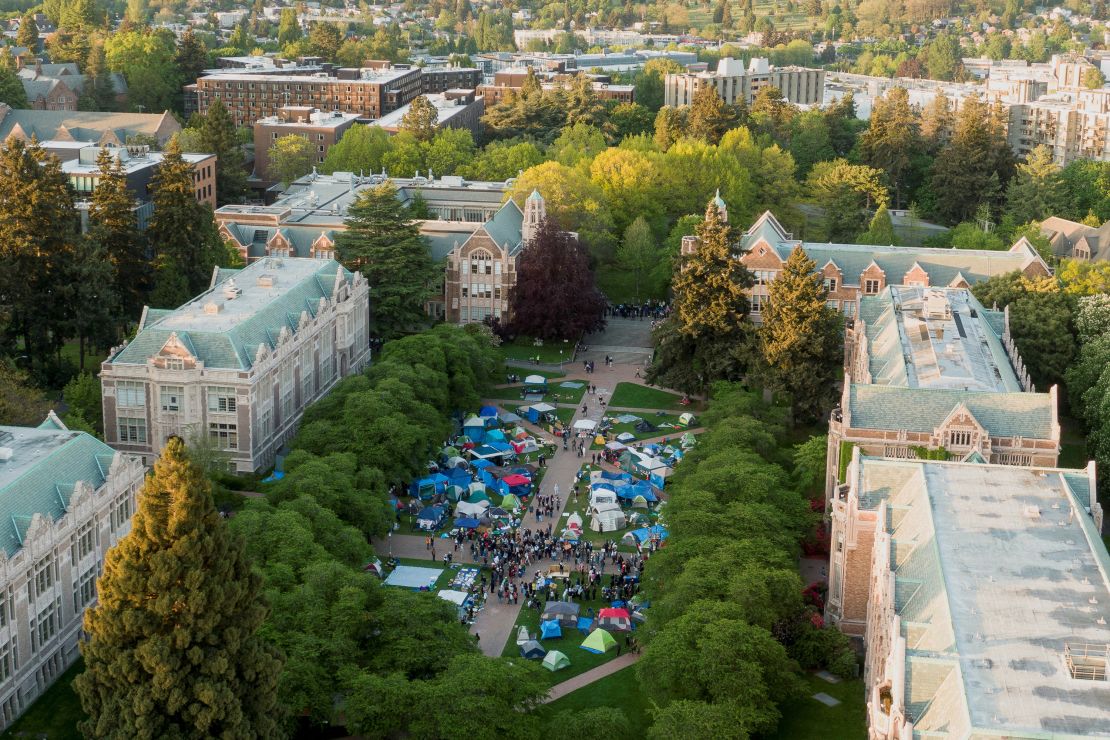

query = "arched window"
[470, 249, 493, 276]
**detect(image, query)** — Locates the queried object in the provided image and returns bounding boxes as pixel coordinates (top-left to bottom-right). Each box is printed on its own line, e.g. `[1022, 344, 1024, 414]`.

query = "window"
[0, 587, 9, 629]
[111, 491, 133, 531]
[824, 277, 838, 293]
[827, 299, 839, 310]
[257, 406, 273, 442]
[30, 557, 54, 603]
[160, 385, 183, 412]
[864, 279, 881, 294]
[117, 417, 146, 444]
[750, 294, 764, 314]
[321, 330, 334, 383]
[842, 301, 856, 317]
[72, 565, 96, 614]
[116, 381, 144, 408]
[754, 270, 776, 285]
[71, 522, 94, 565]
[281, 363, 294, 421]
[470, 250, 493, 275]
[209, 422, 238, 450]
[997, 452, 1032, 466]
[29, 599, 59, 654]
[0, 640, 13, 684]
[207, 387, 237, 414]
[948, 430, 974, 447]
[301, 347, 314, 401]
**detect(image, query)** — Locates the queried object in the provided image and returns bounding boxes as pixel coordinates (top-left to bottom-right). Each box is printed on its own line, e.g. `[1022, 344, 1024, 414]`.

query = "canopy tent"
[520, 640, 546, 660]
[590, 508, 627, 532]
[540, 619, 563, 640]
[470, 445, 509, 461]
[679, 412, 696, 427]
[542, 650, 570, 672]
[455, 500, 488, 518]
[530, 402, 557, 413]
[437, 589, 469, 606]
[580, 628, 617, 654]
[416, 506, 446, 531]
[622, 525, 669, 546]
[573, 419, 598, 432]
[502, 473, 530, 487]
[597, 608, 632, 632]
[500, 411, 523, 424]
[523, 374, 547, 386]
[501, 493, 523, 510]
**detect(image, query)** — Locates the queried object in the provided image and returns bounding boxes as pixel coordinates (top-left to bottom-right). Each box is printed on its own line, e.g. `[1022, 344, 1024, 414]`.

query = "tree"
[617, 216, 661, 302]
[456, 140, 544, 181]
[424, 127, 475, 176]
[335, 183, 438, 338]
[15, 13, 38, 49]
[0, 361, 50, 426]
[508, 218, 606, 340]
[400, 95, 438, 142]
[1083, 66, 1106, 90]
[321, 125, 393, 174]
[1004, 145, 1064, 225]
[309, 22, 343, 61]
[857, 205, 895, 245]
[508, 162, 616, 260]
[788, 109, 834, 177]
[687, 84, 736, 144]
[925, 32, 961, 80]
[929, 95, 1014, 225]
[103, 29, 181, 114]
[148, 138, 227, 304]
[548, 123, 607, 167]
[654, 106, 686, 151]
[563, 74, 607, 131]
[610, 102, 655, 140]
[806, 159, 888, 242]
[278, 7, 301, 46]
[76, 438, 282, 737]
[760, 248, 843, 423]
[268, 134, 315, 187]
[636, 58, 683, 112]
[88, 147, 148, 323]
[175, 29, 209, 87]
[78, 42, 118, 112]
[196, 98, 248, 204]
[858, 86, 919, 208]
[750, 86, 794, 146]
[0, 51, 27, 108]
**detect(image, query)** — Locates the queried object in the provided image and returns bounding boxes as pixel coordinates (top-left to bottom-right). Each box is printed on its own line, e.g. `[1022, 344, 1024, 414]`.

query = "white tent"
[590, 491, 618, 507]
[530, 402, 557, 413]
[524, 374, 547, 385]
[437, 589, 469, 606]
[590, 509, 627, 532]
[573, 419, 598, 431]
[455, 500, 489, 518]
[590, 501, 622, 515]
[566, 512, 584, 532]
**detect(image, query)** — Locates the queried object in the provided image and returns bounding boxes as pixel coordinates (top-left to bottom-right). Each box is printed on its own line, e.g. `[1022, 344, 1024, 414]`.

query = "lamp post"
[387, 531, 392, 558]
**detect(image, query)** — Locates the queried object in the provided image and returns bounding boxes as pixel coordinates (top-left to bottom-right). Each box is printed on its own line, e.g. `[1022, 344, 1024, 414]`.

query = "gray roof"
[111, 258, 355, 370]
[847, 384, 1056, 439]
[0, 422, 118, 557]
[0, 107, 176, 143]
[476, 199, 525, 255]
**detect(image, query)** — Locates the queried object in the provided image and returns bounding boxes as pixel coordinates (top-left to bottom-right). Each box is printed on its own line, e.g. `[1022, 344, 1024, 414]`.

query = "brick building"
[477, 69, 634, 104]
[420, 67, 482, 94]
[252, 106, 360, 188]
[370, 91, 484, 139]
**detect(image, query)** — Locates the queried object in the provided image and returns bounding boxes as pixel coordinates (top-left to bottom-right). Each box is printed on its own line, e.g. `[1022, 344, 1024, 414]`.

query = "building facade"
[193, 65, 423, 127]
[370, 91, 484, 138]
[252, 106, 360, 188]
[100, 258, 370, 473]
[63, 144, 217, 212]
[420, 67, 482, 94]
[664, 57, 825, 108]
[0, 415, 145, 731]
[839, 454, 1109, 738]
[477, 69, 634, 105]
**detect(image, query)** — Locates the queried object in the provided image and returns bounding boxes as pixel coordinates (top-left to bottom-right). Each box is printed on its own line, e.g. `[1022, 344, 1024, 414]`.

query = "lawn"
[383, 557, 491, 591]
[497, 337, 577, 365]
[503, 403, 576, 427]
[500, 588, 632, 687]
[590, 413, 689, 449]
[553, 464, 655, 551]
[769, 673, 866, 740]
[536, 664, 653, 736]
[608, 383, 688, 411]
[484, 382, 586, 405]
[2, 660, 84, 739]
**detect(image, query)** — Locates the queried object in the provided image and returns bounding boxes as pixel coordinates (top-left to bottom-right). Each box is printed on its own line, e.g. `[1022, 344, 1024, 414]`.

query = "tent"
[446, 456, 468, 469]
[416, 506, 446, 531]
[605, 440, 629, 452]
[442, 445, 460, 458]
[531, 402, 557, 413]
[622, 525, 669, 546]
[598, 608, 632, 632]
[456, 500, 488, 518]
[445, 484, 466, 504]
[542, 650, 570, 672]
[573, 419, 598, 432]
[679, 412, 696, 427]
[502, 473, 530, 487]
[590, 509, 627, 532]
[680, 432, 697, 448]
[517, 626, 531, 645]
[566, 512, 584, 533]
[540, 619, 563, 639]
[589, 490, 618, 507]
[591, 501, 622, 515]
[479, 405, 499, 418]
[463, 416, 485, 439]
[520, 640, 546, 660]
[500, 411, 524, 424]
[615, 433, 637, 443]
[485, 429, 507, 442]
[524, 375, 548, 394]
[471, 458, 494, 469]
[542, 601, 581, 626]
[576, 616, 594, 634]
[501, 493, 523, 510]
[631, 495, 650, 508]
[580, 628, 617, 654]
[634, 419, 658, 433]
[488, 506, 511, 519]
[454, 517, 481, 530]
[466, 489, 491, 504]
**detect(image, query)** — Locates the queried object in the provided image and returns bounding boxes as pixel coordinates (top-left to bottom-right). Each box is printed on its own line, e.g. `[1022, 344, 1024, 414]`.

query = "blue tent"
[485, 429, 507, 442]
[489, 441, 513, 453]
[463, 416, 485, 441]
[411, 476, 440, 500]
[417, 506, 446, 531]
[520, 640, 546, 660]
[479, 405, 499, 418]
[540, 619, 562, 640]
[454, 517, 481, 529]
[598, 470, 632, 483]
[576, 616, 593, 634]
[525, 406, 540, 423]
[472, 459, 494, 469]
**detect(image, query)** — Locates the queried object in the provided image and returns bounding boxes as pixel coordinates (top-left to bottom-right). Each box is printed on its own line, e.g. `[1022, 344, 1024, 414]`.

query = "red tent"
[503, 474, 530, 486]
[598, 608, 630, 619]
[598, 607, 632, 632]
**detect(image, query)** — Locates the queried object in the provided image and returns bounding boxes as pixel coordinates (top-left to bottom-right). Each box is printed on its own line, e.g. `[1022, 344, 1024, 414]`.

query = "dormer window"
[948, 430, 974, 447]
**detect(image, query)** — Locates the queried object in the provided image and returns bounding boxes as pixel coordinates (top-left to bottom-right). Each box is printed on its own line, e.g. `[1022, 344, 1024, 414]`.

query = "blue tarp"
[454, 517, 481, 529]
[625, 525, 669, 544]
[489, 441, 513, 452]
[479, 405, 499, 417]
[472, 459, 494, 469]
[540, 619, 562, 639]
[576, 616, 593, 634]
[598, 470, 632, 482]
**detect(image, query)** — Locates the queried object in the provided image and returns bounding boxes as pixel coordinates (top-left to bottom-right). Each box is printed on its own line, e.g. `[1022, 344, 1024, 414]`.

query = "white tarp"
[455, 500, 489, 518]
[573, 419, 598, 431]
[530, 402, 557, 413]
[437, 589, 469, 605]
[590, 491, 618, 507]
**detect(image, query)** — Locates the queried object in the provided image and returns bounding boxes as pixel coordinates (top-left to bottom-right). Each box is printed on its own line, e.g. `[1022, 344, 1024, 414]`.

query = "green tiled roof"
[0, 426, 118, 557]
[482, 200, 524, 255]
[848, 385, 1055, 439]
[111, 259, 354, 370]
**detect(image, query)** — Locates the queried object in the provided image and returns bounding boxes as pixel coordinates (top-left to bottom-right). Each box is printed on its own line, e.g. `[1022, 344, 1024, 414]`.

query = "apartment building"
[193, 64, 423, 127]
[100, 258, 370, 473]
[252, 106, 360, 188]
[664, 57, 825, 108]
[370, 90, 484, 138]
[837, 454, 1108, 738]
[477, 69, 634, 105]
[0, 415, 145, 731]
[62, 144, 217, 213]
[420, 67, 482, 94]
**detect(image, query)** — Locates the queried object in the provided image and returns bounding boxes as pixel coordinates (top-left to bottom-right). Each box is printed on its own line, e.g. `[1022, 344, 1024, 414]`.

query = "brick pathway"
[542, 652, 642, 704]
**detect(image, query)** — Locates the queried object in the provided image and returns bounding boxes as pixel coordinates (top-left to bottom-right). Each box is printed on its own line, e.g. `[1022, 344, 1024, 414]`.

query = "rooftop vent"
[1065, 643, 1108, 681]
[1023, 505, 1041, 519]
[0, 447, 12, 463]
[223, 279, 242, 300]
[257, 274, 277, 288]
[203, 301, 221, 315]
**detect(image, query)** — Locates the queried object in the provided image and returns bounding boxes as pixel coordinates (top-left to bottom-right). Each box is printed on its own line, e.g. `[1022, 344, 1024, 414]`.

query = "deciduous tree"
[401, 95, 439, 142]
[268, 134, 315, 187]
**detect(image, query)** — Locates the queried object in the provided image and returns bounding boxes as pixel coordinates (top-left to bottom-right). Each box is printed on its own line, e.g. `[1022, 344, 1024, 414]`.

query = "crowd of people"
[606, 301, 669, 320]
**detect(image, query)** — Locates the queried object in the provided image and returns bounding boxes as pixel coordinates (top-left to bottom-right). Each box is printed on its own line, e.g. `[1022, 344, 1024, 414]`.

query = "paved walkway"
[542, 653, 642, 703]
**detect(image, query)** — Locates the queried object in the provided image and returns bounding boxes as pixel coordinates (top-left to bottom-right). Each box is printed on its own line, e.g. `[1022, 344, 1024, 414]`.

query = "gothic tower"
[522, 189, 545, 244]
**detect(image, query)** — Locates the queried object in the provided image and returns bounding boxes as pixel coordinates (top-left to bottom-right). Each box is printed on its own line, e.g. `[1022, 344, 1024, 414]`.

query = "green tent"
[501, 493, 522, 510]
[580, 628, 617, 654]
[442, 446, 460, 458]
[542, 650, 570, 672]
[445, 485, 466, 502]
[467, 491, 491, 505]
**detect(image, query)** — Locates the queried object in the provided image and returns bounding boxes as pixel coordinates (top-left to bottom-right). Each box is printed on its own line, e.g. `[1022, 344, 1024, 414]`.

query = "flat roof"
[197, 67, 416, 84]
[255, 110, 361, 128]
[861, 286, 1021, 392]
[372, 94, 476, 128]
[859, 457, 1110, 736]
[61, 148, 212, 175]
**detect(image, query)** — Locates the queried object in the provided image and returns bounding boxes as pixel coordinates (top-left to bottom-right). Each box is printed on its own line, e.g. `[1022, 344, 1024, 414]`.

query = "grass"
[608, 383, 689, 411]
[386, 557, 490, 591]
[484, 383, 586, 405]
[590, 413, 688, 449]
[502, 367, 566, 380]
[497, 337, 577, 365]
[560, 482, 654, 551]
[536, 664, 653, 736]
[2, 659, 85, 739]
[769, 673, 866, 740]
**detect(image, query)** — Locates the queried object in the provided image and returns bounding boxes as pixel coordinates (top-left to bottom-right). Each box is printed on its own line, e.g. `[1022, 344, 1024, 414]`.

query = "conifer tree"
[857, 205, 895, 245]
[148, 137, 225, 303]
[78, 42, 117, 112]
[929, 95, 1014, 224]
[75, 437, 283, 739]
[400, 95, 438, 142]
[175, 29, 209, 87]
[15, 13, 37, 49]
[672, 199, 754, 339]
[0, 50, 27, 108]
[759, 248, 842, 423]
[335, 182, 439, 338]
[89, 147, 148, 321]
[859, 86, 919, 208]
[686, 84, 735, 143]
[197, 98, 247, 204]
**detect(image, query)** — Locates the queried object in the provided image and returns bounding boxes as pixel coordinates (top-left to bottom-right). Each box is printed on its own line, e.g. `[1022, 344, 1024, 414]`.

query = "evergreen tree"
[759, 248, 842, 423]
[175, 29, 209, 86]
[308, 22, 342, 61]
[148, 138, 226, 303]
[0, 361, 50, 425]
[686, 84, 735, 144]
[1004, 144, 1064, 224]
[197, 98, 247, 204]
[277, 7, 301, 46]
[919, 91, 952, 151]
[15, 13, 38, 49]
[563, 74, 607, 131]
[0, 50, 27, 108]
[929, 95, 1014, 224]
[858, 86, 919, 208]
[672, 199, 754, 339]
[653, 106, 686, 150]
[55, 236, 118, 371]
[78, 42, 117, 112]
[400, 95, 438, 142]
[617, 216, 661, 302]
[508, 217, 606, 340]
[857, 204, 896, 245]
[335, 183, 439, 339]
[88, 147, 148, 322]
[74, 437, 283, 739]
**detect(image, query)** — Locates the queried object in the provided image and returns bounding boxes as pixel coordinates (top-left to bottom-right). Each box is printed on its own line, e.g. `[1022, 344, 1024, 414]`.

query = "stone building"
[100, 258, 370, 473]
[0, 415, 145, 731]
[840, 454, 1108, 738]
[664, 57, 825, 108]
